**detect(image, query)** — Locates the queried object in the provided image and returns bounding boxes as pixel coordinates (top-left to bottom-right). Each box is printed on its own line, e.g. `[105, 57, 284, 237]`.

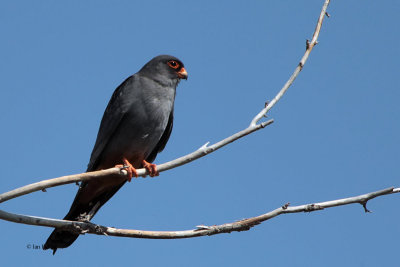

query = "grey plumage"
[43, 55, 187, 254]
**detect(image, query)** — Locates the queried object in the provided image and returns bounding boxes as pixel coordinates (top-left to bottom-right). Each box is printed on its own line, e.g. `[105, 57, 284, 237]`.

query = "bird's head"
[139, 55, 188, 85]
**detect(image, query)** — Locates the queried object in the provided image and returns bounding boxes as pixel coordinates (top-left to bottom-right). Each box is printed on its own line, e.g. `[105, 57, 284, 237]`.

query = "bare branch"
[0, 168, 125, 203]
[250, 0, 331, 126]
[0, 120, 274, 204]
[0, 187, 397, 239]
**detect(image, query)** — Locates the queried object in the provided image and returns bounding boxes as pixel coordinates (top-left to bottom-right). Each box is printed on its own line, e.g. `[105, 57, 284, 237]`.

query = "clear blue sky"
[1, 1, 399, 266]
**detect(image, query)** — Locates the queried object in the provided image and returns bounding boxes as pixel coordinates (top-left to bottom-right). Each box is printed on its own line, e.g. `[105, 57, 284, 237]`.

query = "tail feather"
[43, 181, 125, 254]
[43, 228, 80, 255]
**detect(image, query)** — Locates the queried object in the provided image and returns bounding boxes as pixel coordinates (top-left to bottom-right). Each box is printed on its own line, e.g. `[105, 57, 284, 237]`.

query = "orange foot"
[116, 158, 138, 182]
[142, 160, 159, 177]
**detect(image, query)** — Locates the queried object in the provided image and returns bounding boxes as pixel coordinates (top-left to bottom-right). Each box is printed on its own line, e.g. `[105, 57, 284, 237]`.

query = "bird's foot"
[77, 213, 92, 222]
[116, 158, 138, 182]
[142, 160, 159, 177]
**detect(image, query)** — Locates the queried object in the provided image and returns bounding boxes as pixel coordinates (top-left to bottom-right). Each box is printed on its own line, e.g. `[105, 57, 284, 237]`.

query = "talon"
[142, 160, 159, 177]
[116, 158, 138, 182]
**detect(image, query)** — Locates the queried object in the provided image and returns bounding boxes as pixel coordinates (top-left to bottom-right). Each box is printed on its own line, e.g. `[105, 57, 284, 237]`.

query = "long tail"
[43, 178, 126, 254]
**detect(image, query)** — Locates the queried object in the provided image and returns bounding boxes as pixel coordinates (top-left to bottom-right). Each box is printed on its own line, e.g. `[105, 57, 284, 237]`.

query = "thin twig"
[0, 187, 397, 239]
[250, 0, 331, 126]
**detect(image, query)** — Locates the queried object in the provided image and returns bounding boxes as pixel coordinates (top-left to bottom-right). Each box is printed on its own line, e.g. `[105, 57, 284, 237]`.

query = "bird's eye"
[167, 60, 180, 69]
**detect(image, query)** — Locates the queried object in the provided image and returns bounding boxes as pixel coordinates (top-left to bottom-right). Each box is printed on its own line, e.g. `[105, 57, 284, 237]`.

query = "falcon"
[44, 55, 187, 254]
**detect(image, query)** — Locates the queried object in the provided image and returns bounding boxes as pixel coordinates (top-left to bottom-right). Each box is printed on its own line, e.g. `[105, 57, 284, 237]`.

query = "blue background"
[0, 1, 399, 266]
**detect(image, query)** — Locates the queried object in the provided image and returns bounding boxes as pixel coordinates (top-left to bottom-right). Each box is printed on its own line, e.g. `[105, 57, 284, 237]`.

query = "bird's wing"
[146, 109, 174, 163]
[87, 76, 134, 171]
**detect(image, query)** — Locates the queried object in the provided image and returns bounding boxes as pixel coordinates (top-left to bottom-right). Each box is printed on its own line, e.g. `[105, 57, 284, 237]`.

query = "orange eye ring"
[167, 60, 180, 69]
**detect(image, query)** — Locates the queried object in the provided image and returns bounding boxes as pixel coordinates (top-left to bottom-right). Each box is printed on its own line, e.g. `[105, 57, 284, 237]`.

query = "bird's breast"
[102, 98, 173, 168]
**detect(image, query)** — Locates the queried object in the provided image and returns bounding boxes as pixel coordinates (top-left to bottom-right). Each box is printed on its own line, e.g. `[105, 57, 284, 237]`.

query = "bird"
[43, 55, 188, 254]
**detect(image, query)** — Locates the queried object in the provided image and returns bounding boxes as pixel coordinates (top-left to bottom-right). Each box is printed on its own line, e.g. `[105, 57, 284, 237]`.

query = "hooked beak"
[177, 67, 188, 80]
